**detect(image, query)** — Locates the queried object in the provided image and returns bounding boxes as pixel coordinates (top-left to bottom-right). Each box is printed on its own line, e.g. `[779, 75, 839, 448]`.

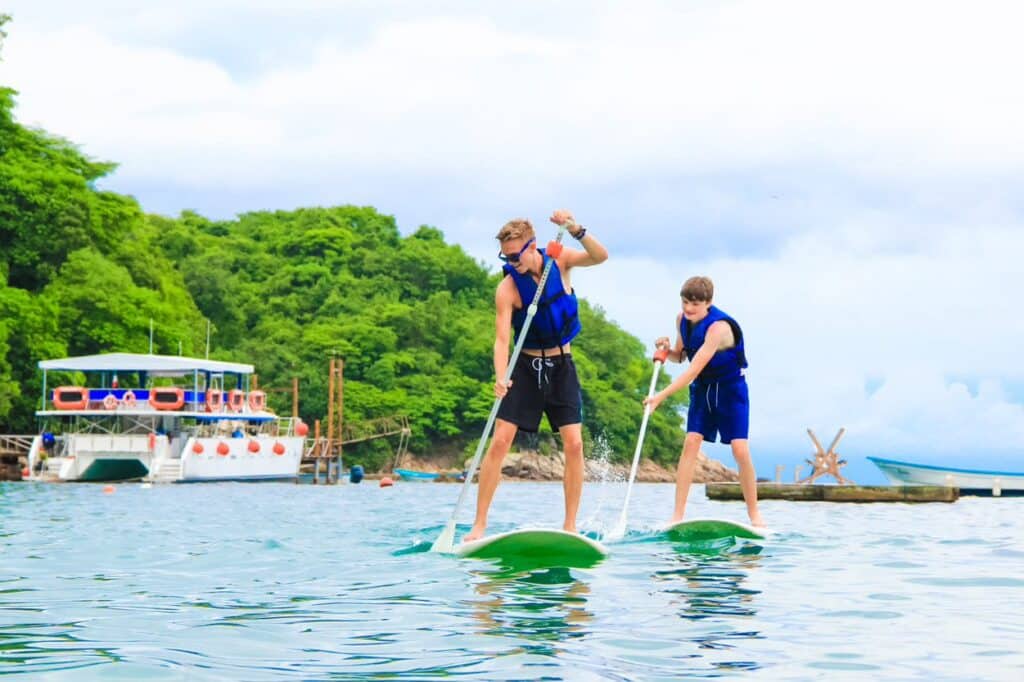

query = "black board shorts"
[497, 353, 583, 432]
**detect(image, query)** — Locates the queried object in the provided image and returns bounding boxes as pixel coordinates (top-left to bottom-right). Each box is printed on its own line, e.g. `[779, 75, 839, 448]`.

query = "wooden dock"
[1, 435, 33, 481]
[706, 482, 959, 503]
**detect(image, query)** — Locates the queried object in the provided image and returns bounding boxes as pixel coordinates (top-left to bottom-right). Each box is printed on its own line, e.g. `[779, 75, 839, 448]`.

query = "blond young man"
[644, 276, 764, 527]
[463, 210, 609, 542]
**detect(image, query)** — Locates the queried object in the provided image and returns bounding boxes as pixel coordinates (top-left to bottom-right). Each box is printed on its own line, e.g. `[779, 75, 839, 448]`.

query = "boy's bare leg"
[464, 419, 518, 542]
[672, 432, 704, 522]
[730, 438, 764, 527]
[559, 423, 584, 533]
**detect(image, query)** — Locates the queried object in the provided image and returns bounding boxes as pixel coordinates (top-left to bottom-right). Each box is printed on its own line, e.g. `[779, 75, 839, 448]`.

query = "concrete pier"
[706, 482, 959, 503]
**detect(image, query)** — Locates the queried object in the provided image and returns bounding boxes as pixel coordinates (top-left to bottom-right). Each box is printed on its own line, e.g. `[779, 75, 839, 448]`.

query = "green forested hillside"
[0, 21, 688, 470]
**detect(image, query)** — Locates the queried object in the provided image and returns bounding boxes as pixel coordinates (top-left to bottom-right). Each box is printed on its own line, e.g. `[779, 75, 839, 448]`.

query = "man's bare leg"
[672, 433, 704, 523]
[730, 438, 764, 527]
[559, 423, 584, 533]
[463, 419, 518, 542]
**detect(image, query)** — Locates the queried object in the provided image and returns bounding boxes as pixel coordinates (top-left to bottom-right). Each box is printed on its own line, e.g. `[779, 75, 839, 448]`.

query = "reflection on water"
[468, 565, 592, 659]
[652, 543, 764, 674]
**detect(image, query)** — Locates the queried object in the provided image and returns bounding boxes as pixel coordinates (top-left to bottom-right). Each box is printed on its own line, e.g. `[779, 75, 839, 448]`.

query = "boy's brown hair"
[680, 276, 714, 302]
[495, 219, 535, 243]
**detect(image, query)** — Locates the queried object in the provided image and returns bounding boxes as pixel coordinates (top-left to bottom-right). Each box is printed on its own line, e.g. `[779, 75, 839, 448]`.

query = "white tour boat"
[26, 353, 308, 483]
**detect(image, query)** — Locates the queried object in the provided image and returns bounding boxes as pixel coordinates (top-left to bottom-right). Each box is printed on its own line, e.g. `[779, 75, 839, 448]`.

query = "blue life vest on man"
[504, 249, 581, 350]
[681, 305, 748, 384]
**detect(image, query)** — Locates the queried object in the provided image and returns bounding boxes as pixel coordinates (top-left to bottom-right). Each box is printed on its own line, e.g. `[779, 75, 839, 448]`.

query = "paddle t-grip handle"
[546, 240, 563, 258]
[653, 348, 669, 363]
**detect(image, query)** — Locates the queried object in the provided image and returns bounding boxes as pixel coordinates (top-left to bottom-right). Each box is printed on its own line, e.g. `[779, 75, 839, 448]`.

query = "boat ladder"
[149, 458, 183, 484]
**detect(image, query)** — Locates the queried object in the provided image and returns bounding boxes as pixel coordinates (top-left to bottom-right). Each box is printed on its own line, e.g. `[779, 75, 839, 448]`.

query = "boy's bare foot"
[463, 525, 486, 543]
[749, 513, 766, 528]
[562, 523, 578, 534]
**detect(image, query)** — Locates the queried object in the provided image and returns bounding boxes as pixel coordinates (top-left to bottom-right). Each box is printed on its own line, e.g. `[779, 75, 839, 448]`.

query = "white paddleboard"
[662, 517, 769, 542]
[456, 528, 608, 567]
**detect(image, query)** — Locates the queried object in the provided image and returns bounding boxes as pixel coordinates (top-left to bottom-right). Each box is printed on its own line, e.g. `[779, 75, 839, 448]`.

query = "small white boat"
[868, 456, 1024, 497]
[28, 353, 308, 483]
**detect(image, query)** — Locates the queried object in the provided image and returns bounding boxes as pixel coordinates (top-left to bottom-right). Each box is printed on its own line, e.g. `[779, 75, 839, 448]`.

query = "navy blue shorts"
[687, 376, 749, 444]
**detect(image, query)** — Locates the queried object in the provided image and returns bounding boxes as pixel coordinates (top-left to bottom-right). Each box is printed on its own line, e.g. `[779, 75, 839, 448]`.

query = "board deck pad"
[663, 518, 768, 543]
[456, 528, 608, 569]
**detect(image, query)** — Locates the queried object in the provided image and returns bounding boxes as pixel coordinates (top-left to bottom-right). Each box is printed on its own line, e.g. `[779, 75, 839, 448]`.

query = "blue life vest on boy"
[504, 249, 581, 350]
[681, 305, 747, 384]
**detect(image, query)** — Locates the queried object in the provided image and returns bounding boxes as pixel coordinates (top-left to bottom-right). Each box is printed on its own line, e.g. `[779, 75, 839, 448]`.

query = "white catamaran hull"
[869, 457, 1024, 496]
[31, 434, 303, 483]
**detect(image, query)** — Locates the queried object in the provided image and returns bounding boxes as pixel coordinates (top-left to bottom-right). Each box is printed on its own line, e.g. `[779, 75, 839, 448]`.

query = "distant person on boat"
[463, 210, 609, 542]
[643, 276, 765, 528]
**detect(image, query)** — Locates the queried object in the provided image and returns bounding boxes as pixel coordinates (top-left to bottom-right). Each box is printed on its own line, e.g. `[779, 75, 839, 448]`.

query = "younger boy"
[644, 276, 764, 527]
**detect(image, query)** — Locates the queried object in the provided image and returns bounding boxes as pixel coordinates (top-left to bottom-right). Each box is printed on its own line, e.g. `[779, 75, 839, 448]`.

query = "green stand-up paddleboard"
[663, 518, 768, 543]
[456, 529, 608, 570]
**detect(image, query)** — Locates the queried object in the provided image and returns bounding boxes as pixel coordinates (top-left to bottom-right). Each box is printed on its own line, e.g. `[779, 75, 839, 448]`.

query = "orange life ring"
[103, 394, 118, 410]
[52, 386, 89, 410]
[247, 390, 266, 412]
[206, 388, 224, 412]
[149, 387, 185, 411]
[122, 390, 137, 409]
[228, 389, 246, 413]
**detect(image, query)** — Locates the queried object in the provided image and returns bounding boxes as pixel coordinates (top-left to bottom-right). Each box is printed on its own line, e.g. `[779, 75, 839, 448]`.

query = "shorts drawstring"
[531, 357, 555, 390]
[705, 382, 721, 413]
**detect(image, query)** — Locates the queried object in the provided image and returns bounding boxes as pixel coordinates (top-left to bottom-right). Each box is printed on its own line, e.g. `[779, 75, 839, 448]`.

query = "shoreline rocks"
[388, 450, 739, 483]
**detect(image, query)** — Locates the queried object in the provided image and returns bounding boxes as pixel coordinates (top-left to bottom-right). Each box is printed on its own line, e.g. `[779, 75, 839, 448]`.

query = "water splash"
[581, 432, 622, 538]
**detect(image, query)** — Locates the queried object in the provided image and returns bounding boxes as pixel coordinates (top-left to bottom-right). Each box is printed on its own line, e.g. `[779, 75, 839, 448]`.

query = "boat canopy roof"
[38, 353, 254, 376]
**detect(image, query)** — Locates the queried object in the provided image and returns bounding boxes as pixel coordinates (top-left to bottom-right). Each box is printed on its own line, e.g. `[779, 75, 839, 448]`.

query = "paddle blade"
[431, 520, 457, 554]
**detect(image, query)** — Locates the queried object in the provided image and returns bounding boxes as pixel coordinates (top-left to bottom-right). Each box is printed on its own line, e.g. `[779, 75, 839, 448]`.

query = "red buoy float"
[192, 442, 204, 454]
[295, 421, 309, 437]
[272, 442, 286, 456]
[248, 440, 260, 453]
[380, 476, 394, 487]
[217, 441, 230, 456]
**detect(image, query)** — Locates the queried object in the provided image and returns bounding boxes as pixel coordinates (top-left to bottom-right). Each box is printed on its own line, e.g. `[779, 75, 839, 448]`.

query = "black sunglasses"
[498, 238, 535, 264]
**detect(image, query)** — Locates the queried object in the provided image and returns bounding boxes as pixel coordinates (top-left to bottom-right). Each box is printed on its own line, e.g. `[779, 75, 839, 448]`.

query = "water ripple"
[2, 481, 1023, 678]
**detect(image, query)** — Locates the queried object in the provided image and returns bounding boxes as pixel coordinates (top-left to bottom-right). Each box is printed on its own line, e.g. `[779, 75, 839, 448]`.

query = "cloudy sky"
[4, 1, 1024, 481]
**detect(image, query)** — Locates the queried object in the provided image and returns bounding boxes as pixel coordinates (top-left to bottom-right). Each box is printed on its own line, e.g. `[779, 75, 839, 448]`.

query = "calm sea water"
[2, 479, 1022, 680]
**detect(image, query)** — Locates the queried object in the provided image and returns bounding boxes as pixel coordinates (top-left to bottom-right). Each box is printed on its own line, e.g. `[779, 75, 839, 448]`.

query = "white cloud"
[5, 1, 1024, 188]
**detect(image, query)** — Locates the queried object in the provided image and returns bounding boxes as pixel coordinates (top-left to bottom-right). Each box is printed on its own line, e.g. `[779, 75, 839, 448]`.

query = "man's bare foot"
[749, 513, 766, 528]
[562, 523, 578, 534]
[463, 525, 486, 543]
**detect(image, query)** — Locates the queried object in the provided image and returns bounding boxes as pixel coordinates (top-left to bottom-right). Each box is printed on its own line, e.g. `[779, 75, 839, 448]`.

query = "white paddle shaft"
[611, 358, 664, 539]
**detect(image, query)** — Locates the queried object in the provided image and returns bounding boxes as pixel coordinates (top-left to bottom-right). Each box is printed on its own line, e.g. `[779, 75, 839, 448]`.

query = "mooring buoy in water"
[379, 476, 393, 487]
[350, 465, 364, 484]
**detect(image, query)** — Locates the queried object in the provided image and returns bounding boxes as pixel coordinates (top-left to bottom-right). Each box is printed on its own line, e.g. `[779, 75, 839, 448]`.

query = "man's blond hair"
[681, 276, 714, 302]
[495, 218, 535, 243]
